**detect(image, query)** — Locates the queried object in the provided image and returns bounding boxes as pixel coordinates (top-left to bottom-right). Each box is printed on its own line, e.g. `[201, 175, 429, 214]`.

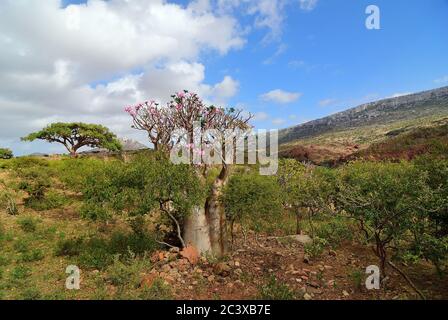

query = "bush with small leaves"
[17, 216, 39, 233]
[223, 171, 283, 241]
[0, 148, 13, 159]
[257, 276, 296, 300]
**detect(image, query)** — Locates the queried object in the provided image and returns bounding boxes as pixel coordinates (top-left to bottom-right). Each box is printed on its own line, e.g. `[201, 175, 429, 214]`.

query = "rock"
[303, 255, 310, 264]
[214, 262, 231, 276]
[150, 251, 165, 263]
[169, 247, 180, 254]
[177, 259, 191, 272]
[161, 264, 172, 272]
[234, 268, 243, 275]
[234, 261, 241, 267]
[180, 245, 200, 265]
[140, 273, 157, 288]
[291, 234, 313, 245]
[303, 293, 313, 300]
[207, 275, 216, 282]
[307, 281, 320, 288]
[342, 290, 350, 297]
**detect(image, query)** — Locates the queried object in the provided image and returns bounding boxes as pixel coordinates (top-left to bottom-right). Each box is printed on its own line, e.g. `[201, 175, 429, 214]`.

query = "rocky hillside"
[279, 86, 448, 146]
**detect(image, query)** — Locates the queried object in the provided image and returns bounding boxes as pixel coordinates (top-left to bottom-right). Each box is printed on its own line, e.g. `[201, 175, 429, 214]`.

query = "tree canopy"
[0, 148, 13, 159]
[22, 122, 122, 156]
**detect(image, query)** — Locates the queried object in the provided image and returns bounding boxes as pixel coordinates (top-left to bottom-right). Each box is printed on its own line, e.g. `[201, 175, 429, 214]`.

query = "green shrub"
[257, 276, 296, 300]
[55, 231, 159, 270]
[223, 172, 283, 240]
[336, 161, 430, 275]
[0, 254, 10, 266]
[0, 190, 19, 215]
[350, 270, 363, 291]
[0, 148, 13, 160]
[106, 255, 150, 288]
[19, 249, 44, 263]
[25, 191, 69, 211]
[77, 237, 113, 270]
[20, 287, 41, 300]
[314, 216, 353, 248]
[17, 216, 39, 233]
[304, 236, 328, 258]
[10, 265, 31, 280]
[14, 238, 31, 253]
[139, 278, 173, 300]
[54, 237, 84, 257]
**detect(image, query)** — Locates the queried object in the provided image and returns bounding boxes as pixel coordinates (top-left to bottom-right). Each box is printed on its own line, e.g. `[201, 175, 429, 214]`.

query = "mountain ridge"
[278, 86, 448, 146]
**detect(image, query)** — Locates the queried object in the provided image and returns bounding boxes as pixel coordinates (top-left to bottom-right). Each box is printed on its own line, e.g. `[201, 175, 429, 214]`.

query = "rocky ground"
[139, 231, 447, 300]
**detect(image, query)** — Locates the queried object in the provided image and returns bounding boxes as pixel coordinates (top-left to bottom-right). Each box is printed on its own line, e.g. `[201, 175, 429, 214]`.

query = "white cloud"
[218, 0, 286, 43]
[272, 118, 286, 125]
[319, 98, 338, 107]
[288, 60, 306, 69]
[299, 0, 318, 11]
[212, 76, 240, 101]
[260, 89, 302, 104]
[263, 43, 287, 65]
[434, 75, 448, 84]
[0, 0, 245, 155]
[389, 92, 412, 98]
[254, 112, 269, 121]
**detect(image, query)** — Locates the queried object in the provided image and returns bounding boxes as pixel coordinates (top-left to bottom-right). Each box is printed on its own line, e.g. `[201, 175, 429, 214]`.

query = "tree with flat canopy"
[21, 122, 122, 157]
[0, 148, 13, 159]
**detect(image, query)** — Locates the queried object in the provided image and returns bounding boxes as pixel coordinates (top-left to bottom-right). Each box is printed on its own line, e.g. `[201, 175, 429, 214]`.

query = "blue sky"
[1, 0, 448, 155]
[203, 0, 448, 128]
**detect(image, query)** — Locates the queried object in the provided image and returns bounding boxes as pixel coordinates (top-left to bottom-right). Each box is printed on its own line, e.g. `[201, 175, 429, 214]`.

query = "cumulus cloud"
[260, 89, 302, 104]
[0, 0, 246, 154]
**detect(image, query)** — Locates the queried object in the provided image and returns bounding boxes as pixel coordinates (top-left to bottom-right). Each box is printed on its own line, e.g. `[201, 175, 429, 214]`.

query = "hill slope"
[279, 86, 448, 146]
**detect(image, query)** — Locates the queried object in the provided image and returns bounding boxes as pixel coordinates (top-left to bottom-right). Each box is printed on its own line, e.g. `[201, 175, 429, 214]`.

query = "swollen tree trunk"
[183, 166, 230, 256]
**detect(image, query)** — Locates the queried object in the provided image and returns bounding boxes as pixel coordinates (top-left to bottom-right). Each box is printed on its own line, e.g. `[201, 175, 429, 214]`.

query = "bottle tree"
[125, 92, 252, 255]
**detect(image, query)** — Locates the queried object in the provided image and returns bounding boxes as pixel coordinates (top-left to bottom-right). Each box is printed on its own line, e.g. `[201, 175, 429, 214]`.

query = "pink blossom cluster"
[185, 143, 206, 156]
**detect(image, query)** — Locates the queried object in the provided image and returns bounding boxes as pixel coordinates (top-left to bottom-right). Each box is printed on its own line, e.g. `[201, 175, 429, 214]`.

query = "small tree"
[81, 153, 203, 248]
[278, 159, 336, 235]
[222, 170, 282, 245]
[412, 155, 448, 274]
[336, 161, 427, 276]
[22, 122, 122, 157]
[0, 148, 13, 159]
